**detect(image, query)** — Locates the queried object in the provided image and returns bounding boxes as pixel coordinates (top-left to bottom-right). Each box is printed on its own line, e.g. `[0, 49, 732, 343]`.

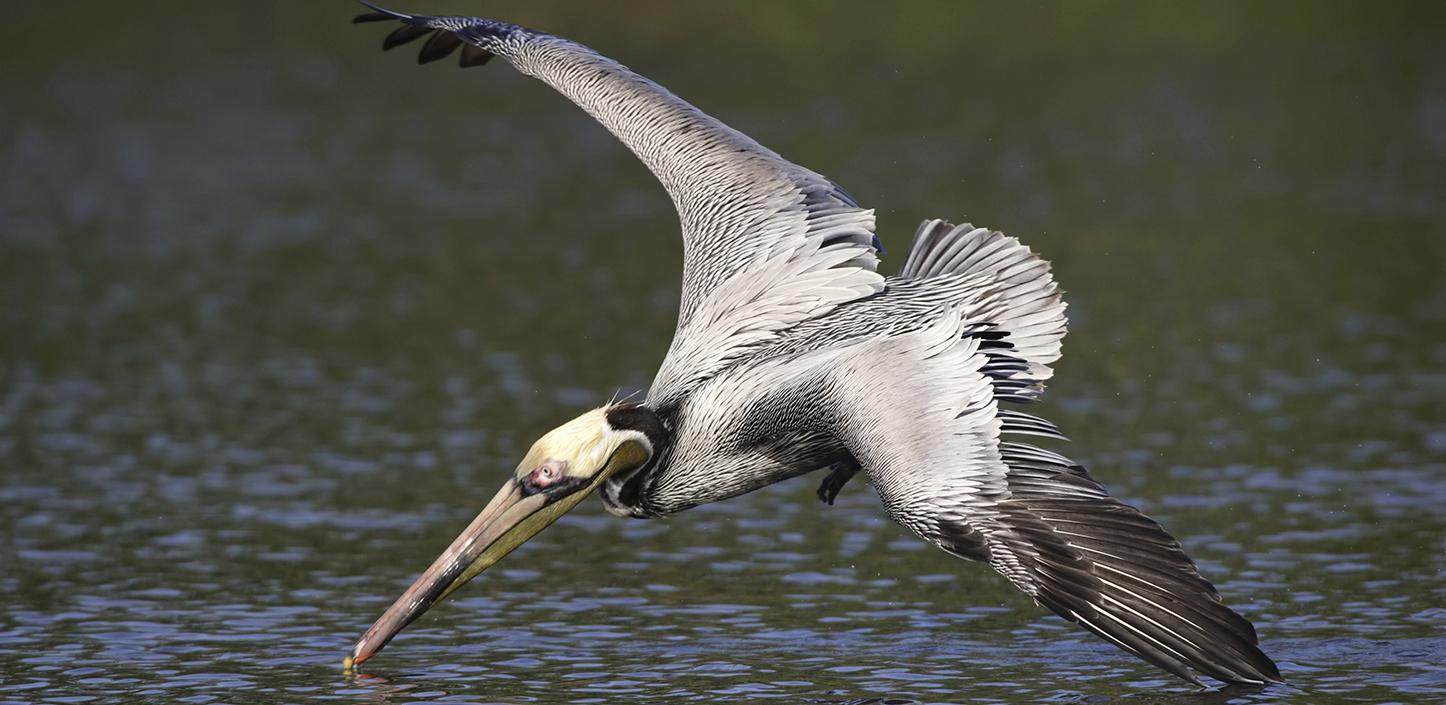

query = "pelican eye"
[522, 460, 569, 495]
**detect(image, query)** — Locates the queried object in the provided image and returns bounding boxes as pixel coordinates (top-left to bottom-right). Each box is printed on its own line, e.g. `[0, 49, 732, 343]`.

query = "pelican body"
[347, 4, 1282, 687]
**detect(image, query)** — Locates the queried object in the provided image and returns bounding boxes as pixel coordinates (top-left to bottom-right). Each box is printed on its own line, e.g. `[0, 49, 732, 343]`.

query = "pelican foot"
[816, 461, 859, 505]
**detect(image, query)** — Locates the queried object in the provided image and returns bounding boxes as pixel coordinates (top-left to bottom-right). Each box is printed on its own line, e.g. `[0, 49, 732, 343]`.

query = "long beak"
[346, 476, 591, 667]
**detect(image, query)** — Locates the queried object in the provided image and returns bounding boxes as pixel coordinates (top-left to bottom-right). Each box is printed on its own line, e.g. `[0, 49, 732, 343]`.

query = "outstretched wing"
[825, 310, 1280, 686]
[354, 5, 883, 404]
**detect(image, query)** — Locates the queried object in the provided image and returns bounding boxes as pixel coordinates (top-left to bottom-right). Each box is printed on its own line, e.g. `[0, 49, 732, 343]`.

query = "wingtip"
[355, 0, 405, 19]
[414, 29, 461, 64]
[459, 44, 495, 68]
[382, 23, 432, 51]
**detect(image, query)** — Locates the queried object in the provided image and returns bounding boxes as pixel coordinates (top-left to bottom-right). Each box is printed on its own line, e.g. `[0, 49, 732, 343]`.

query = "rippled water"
[3, 2, 1444, 703]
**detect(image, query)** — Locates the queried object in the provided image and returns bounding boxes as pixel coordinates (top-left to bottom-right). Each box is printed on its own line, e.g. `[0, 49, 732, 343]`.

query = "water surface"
[2, 2, 1444, 703]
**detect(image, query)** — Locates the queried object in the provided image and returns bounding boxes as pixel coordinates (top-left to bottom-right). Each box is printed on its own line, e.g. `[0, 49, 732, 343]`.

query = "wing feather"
[353, 5, 882, 404]
[823, 312, 1279, 686]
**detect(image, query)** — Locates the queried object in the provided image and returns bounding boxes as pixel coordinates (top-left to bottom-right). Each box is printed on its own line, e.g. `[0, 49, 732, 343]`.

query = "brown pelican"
[345, 3, 1282, 687]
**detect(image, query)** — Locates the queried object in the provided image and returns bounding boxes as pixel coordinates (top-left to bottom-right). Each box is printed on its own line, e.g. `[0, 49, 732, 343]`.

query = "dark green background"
[2, 2, 1443, 703]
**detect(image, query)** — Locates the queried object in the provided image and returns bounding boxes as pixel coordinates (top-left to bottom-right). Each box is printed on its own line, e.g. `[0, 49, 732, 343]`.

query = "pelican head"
[347, 403, 662, 667]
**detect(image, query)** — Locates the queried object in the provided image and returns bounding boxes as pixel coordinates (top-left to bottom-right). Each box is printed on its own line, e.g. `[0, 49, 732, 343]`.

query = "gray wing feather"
[761, 220, 1066, 405]
[824, 317, 1279, 686]
[355, 5, 883, 404]
[899, 220, 1066, 393]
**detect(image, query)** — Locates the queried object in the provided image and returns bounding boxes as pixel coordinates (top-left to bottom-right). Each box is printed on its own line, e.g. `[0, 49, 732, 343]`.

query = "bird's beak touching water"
[346, 476, 571, 667]
[346, 408, 650, 668]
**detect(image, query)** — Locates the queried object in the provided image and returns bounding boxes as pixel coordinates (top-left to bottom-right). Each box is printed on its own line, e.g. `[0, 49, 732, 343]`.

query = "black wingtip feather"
[356, 0, 404, 18]
[459, 44, 494, 68]
[990, 444, 1284, 686]
[1069, 608, 1208, 687]
[383, 23, 432, 51]
[355, 1, 501, 71]
[418, 30, 463, 64]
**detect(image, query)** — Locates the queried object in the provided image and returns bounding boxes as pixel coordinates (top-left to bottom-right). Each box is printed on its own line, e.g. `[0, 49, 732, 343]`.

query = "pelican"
[345, 4, 1282, 687]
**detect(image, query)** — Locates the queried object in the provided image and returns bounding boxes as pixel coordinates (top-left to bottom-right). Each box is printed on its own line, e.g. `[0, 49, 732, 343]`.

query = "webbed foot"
[816, 460, 860, 506]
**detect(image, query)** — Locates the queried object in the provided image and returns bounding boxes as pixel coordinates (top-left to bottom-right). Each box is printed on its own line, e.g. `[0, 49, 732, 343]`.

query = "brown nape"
[605, 403, 667, 449]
